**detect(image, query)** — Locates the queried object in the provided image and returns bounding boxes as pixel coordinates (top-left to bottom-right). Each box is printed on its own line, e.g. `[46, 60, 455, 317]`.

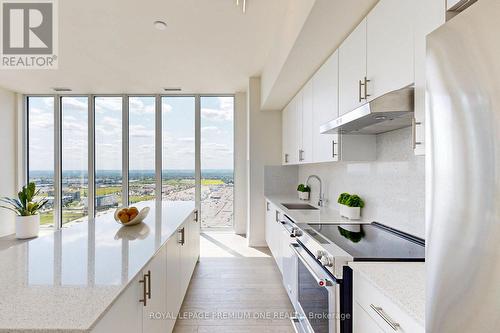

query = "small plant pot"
[298, 191, 310, 200]
[15, 215, 40, 239]
[339, 205, 361, 220]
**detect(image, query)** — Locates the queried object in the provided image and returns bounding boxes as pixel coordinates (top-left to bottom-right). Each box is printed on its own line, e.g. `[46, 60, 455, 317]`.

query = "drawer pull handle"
[370, 304, 400, 331]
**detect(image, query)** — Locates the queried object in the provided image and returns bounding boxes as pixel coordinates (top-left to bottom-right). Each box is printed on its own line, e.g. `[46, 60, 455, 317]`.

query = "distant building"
[96, 195, 118, 208]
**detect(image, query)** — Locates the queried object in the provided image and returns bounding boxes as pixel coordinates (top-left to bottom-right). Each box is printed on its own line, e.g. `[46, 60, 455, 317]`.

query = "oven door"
[290, 243, 340, 333]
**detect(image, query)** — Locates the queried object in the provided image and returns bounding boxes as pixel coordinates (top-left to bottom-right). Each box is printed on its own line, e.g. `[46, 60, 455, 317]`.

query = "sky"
[28, 96, 234, 172]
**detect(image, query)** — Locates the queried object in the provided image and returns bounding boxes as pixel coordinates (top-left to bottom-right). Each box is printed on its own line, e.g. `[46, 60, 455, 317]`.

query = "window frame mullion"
[54, 95, 62, 229]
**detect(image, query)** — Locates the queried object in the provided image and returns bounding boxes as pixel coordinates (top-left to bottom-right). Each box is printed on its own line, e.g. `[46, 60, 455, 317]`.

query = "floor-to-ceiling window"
[200, 96, 234, 229]
[161, 96, 196, 202]
[26, 94, 234, 228]
[129, 96, 156, 205]
[61, 97, 89, 224]
[27, 96, 55, 226]
[94, 96, 123, 213]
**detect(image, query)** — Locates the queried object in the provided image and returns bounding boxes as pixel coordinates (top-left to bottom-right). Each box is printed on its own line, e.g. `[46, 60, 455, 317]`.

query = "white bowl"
[114, 207, 150, 226]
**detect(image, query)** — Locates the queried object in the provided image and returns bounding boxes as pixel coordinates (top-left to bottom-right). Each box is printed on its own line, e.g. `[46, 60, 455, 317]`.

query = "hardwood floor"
[173, 232, 295, 333]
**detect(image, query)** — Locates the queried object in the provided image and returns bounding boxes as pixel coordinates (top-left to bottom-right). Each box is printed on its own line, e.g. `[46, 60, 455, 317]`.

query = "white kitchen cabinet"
[414, 0, 446, 155]
[353, 301, 384, 333]
[265, 201, 283, 273]
[299, 79, 313, 164]
[339, 18, 367, 116]
[282, 96, 299, 165]
[142, 246, 168, 333]
[92, 274, 143, 333]
[282, 105, 290, 164]
[353, 270, 424, 333]
[366, 0, 415, 102]
[93, 246, 169, 333]
[93, 212, 199, 333]
[165, 234, 181, 333]
[312, 51, 340, 163]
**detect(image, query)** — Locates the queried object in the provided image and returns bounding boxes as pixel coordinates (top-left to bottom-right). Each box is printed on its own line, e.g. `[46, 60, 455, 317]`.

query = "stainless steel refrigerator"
[426, 0, 500, 332]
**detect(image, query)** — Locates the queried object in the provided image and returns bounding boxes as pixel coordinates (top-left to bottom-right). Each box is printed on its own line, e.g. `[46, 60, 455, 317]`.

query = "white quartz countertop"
[0, 200, 195, 332]
[348, 262, 425, 326]
[265, 194, 370, 224]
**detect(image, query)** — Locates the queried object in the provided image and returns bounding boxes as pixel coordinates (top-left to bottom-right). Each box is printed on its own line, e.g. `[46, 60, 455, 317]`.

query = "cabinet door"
[312, 51, 340, 163]
[282, 105, 290, 164]
[339, 18, 367, 116]
[265, 201, 274, 248]
[165, 235, 181, 333]
[142, 245, 168, 333]
[414, 0, 445, 155]
[300, 79, 313, 163]
[353, 301, 384, 333]
[91, 275, 142, 333]
[366, 0, 415, 101]
[290, 93, 301, 164]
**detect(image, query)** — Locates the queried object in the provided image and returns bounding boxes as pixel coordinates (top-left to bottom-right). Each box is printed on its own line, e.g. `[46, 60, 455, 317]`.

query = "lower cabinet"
[352, 270, 424, 333]
[92, 210, 199, 333]
[265, 201, 283, 273]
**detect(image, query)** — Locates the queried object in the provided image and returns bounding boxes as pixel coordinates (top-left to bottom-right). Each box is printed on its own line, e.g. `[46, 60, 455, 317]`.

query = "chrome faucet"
[306, 175, 326, 207]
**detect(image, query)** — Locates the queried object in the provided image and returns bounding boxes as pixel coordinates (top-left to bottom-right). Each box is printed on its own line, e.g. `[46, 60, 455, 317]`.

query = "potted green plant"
[297, 184, 311, 200]
[0, 182, 48, 239]
[337, 192, 364, 220]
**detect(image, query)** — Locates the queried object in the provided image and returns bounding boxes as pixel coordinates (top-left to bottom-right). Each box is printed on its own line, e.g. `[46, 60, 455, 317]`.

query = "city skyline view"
[27, 95, 234, 228]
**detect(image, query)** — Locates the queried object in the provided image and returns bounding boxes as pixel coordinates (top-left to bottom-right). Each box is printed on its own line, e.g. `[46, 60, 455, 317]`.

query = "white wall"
[246, 77, 282, 246]
[299, 127, 425, 238]
[233, 92, 247, 235]
[0, 87, 18, 237]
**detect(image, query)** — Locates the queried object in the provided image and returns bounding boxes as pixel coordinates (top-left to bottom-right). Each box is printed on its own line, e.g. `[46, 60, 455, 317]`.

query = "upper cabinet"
[300, 80, 314, 163]
[313, 51, 340, 163]
[366, 0, 415, 100]
[282, 0, 446, 164]
[414, 0, 446, 155]
[339, 19, 367, 116]
[282, 95, 299, 165]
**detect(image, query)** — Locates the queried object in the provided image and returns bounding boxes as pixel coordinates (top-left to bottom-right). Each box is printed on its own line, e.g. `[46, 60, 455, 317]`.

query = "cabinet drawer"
[353, 271, 423, 333]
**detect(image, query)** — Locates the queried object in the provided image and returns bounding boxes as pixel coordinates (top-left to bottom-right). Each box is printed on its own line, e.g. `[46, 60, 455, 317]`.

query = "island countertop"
[0, 200, 195, 333]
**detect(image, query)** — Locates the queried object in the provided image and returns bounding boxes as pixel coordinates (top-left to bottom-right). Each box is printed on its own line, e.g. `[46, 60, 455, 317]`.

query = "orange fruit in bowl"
[118, 213, 130, 224]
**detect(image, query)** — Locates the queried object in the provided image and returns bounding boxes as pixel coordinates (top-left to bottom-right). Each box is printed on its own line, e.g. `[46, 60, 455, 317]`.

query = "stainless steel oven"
[290, 243, 340, 333]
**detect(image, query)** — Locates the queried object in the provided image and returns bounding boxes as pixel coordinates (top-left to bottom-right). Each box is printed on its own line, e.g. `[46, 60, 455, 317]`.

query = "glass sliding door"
[61, 97, 89, 224]
[27, 96, 55, 226]
[94, 97, 123, 213]
[161, 96, 195, 202]
[128, 96, 156, 205]
[200, 96, 234, 229]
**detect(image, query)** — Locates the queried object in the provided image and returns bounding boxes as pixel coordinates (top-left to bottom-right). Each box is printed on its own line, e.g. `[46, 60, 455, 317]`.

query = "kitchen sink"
[281, 203, 319, 210]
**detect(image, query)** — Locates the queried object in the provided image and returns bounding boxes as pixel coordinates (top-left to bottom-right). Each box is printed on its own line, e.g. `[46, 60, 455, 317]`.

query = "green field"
[96, 186, 121, 196]
[202, 179, 224, 186]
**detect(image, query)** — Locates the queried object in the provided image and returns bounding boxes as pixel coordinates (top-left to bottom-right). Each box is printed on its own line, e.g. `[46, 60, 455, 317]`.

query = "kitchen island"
[0, 200, 198, 333]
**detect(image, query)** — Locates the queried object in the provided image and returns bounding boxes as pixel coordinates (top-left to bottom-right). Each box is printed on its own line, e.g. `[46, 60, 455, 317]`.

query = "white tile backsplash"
[264, 165, 299, 195]
[298, 127, 425, 238]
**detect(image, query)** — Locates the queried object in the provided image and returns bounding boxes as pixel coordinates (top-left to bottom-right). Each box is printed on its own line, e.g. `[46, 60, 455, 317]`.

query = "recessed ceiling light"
[52, 87, 72, 92]
[154, 20, 167, 30]
[164, 87, 182, 92]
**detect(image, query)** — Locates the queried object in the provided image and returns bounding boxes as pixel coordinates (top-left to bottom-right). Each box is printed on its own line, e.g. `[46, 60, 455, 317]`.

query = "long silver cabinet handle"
[364, 77, 371, 100]
[139, 273, 147, 306]
[370, 304, 400, 331]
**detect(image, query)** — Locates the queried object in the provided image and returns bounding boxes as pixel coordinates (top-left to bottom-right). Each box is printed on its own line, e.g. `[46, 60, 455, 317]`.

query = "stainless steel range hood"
[320, 86, 414, 135]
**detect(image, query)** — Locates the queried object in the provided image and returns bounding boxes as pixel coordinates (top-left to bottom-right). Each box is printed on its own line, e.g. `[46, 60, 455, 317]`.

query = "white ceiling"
[0, 0, 288, 94]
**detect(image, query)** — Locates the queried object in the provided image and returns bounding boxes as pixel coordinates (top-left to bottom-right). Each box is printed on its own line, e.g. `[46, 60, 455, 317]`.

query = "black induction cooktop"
[308, 222, 425, 261]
